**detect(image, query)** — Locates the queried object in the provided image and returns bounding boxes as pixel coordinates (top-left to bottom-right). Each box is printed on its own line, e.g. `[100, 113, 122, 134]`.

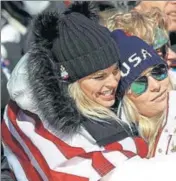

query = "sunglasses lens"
[152, 64, 168, 81]
[130, 76, 148, 95]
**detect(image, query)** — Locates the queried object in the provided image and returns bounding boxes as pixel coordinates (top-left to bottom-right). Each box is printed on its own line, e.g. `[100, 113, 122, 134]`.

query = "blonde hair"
[105, 7, 168, 46]
[68, 81, 120, 123]
[122, 75, 174, 158]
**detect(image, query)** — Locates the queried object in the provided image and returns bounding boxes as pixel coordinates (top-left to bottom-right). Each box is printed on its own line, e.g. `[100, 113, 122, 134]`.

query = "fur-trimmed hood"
[27, 46, 84, 134]
[7, 52, 83, 135]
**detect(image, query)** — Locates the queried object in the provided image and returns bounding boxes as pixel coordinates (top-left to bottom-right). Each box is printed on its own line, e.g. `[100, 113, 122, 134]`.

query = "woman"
[1, 4, 176, 181]
[111, 29, 176, 158]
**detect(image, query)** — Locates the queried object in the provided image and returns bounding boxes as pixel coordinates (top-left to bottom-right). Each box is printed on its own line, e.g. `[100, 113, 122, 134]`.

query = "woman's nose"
[148, 76, 161, 92]
[106, 74, 120, 88]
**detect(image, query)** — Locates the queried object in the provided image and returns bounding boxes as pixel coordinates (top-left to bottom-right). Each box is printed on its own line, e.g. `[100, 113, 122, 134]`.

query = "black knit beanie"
[32, 2, 120, 82]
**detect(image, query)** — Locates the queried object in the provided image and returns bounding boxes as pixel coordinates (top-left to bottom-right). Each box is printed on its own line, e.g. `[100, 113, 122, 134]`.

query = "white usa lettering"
[121, 49, 152, 77]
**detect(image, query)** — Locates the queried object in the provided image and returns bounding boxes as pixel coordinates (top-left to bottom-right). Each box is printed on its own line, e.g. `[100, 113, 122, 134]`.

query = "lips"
[168, 12, 176, 16]
[99, 89, 116, 101]
[167, 12, 176, 20]
[151, 90, 167, 102]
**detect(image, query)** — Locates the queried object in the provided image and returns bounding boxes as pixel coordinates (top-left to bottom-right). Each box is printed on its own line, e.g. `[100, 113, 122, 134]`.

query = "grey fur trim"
[27, 46, 83, 134]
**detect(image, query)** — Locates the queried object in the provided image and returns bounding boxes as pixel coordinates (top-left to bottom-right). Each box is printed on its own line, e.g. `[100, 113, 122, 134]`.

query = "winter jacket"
[1, 53, 176, 181]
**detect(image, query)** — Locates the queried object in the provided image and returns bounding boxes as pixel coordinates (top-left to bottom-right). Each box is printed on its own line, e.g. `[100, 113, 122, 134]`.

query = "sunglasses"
[129, 64, 168, 96]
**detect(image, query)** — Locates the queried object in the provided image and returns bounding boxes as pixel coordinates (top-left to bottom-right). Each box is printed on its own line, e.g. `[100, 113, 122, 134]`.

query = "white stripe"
[55, 157, 101, 180]
[119, 137, 137, 153]
[103, 149, 128, 169]
[2, 142, 29, 181]
[4, 108, 48, 181]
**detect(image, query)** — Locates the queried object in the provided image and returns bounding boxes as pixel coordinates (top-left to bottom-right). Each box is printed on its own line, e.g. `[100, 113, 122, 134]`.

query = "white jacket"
[152, 90, 176, 156]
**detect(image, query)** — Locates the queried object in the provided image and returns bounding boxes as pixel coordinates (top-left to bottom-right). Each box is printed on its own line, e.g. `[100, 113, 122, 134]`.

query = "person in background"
[134, 1, 176, 32]
[134, 1, 176, 53]
[111, 29, 176, 158]
[105, 8, 176, 82]
[1, 2, 176, 181]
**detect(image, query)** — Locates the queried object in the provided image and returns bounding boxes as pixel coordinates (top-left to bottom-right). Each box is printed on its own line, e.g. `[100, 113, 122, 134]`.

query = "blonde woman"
[106, 8, 176, 68]
[111, 29, 176, 159]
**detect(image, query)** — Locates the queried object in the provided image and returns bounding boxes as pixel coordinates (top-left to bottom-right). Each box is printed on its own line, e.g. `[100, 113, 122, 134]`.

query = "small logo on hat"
[60, 65, 69, 80]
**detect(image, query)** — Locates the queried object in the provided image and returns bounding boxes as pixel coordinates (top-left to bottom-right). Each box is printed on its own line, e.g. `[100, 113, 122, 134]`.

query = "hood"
[27, 45, 83, 134]
[7, 53, 83, 135]
[7, 53, 39, 114]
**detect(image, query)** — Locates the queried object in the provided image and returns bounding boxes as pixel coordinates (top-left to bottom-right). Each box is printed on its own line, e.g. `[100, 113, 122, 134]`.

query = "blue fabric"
[111, 30, 167, 99]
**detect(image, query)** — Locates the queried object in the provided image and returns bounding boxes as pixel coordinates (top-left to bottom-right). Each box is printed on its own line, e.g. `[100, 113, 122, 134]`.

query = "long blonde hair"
[105, 7, 168, 46]
[68, 81, 120, 123]
[122, 75, 175, 158]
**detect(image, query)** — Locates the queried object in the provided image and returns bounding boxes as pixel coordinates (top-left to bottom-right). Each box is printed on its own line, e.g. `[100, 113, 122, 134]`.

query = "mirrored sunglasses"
[130, 64, 168, 96]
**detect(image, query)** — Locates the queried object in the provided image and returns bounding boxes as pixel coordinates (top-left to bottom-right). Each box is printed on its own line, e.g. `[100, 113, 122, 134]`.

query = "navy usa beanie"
[111, 30, 166, 99]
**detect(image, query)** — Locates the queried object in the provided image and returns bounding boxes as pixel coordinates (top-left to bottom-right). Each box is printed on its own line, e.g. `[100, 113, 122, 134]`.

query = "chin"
[151, 104, 167, 117]
[101, 99, 115, 108]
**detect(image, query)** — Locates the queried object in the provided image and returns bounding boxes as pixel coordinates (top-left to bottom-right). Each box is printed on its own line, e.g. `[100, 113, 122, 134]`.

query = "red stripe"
[91, 152, 115, 177]
[104, 141, 137, 158]
[121, 150, 136, 158]
[133, 137, 148, 158]
[104, 142, 123, 151]
[7, 102, 52, 180]
[1, 120, 43, 181]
